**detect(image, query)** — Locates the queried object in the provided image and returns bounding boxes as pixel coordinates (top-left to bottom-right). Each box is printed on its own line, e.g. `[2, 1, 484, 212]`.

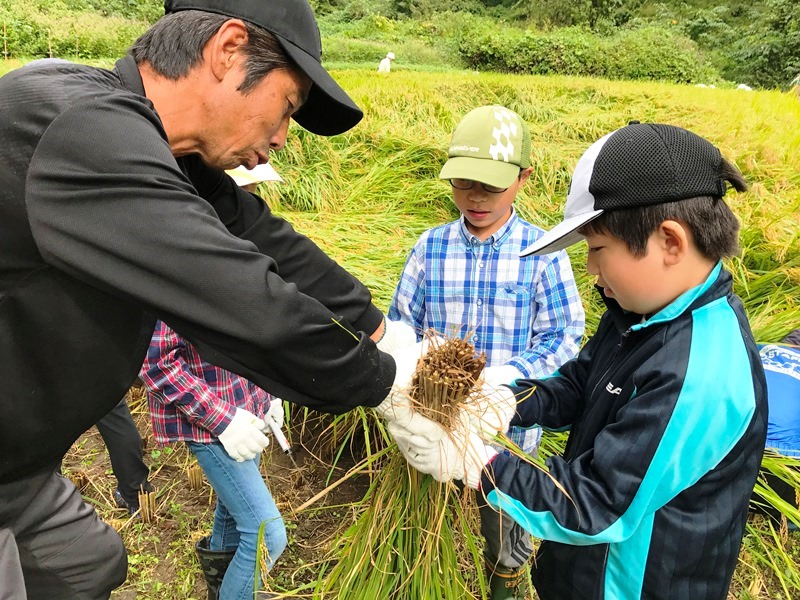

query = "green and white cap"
[439, 105, 531, 189]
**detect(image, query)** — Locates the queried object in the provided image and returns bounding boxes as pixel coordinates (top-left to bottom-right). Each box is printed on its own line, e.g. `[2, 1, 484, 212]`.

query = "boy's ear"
[518, 167, 534, 185]
[659, 220, 688, 265]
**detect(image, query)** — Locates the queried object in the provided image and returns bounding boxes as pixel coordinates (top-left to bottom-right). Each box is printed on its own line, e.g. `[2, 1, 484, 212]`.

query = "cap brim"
[439, 156, 520, 189]
[520, 209, 603, 256]
[227, 163, 283, 187]
[277, 36, 363, 136]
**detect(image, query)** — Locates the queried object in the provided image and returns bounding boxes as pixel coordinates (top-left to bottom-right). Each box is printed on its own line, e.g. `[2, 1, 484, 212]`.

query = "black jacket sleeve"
[184, 156, 383, 336]
[26, 95, 393, 413]
[510, 322, 600, 430]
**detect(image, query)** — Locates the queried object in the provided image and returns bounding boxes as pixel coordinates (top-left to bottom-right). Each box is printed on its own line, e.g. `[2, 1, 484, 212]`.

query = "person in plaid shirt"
[142, 312, 417, 600]
[388, 105, 584, 600]
[140, 319, 287, 600]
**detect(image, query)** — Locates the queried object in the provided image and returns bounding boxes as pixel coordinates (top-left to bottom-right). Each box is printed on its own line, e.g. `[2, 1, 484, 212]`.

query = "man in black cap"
[0, 1, 418, 597]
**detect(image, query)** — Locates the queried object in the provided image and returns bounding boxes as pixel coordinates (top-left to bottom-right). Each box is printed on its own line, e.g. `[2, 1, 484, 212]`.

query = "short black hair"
[130, 10, 295, 94]
[578, 157, 747, 261]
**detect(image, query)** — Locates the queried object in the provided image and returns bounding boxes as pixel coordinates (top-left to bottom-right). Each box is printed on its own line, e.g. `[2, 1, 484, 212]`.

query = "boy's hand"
[391, 413, 497, 489]
[218, 408, 270, 462]
[376, 318, 418, 354]
[461, 365, 522, 438]
[484, 364, 524, 387]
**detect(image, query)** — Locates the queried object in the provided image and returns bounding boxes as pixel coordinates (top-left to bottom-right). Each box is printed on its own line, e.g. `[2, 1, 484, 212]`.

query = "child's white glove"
[376, 318, 418, 354]
[263, 397, 285, 432]
[461, 365, 522, 439]
[484, 364, 525, 388]
[218, 408, 270, 462]
[391, 413, 497, 489]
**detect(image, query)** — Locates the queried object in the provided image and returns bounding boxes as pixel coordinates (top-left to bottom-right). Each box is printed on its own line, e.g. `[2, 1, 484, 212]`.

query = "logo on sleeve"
[605, 382, 622, 395]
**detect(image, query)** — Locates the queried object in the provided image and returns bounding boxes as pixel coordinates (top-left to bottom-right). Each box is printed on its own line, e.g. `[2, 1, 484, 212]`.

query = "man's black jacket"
[0, 57, 394, 483]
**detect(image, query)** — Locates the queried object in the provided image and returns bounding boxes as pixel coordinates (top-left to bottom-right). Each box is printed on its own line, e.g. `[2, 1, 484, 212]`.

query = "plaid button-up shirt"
[140, 320, 272, 446]
[388, 210, 585, 451]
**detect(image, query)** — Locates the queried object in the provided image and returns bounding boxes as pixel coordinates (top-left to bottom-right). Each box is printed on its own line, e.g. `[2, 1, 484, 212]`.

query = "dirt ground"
[62, 390, 374, 599]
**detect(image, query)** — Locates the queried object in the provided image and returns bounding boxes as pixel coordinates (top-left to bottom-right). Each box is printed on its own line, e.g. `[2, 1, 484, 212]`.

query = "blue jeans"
[187, 442, 287, 600]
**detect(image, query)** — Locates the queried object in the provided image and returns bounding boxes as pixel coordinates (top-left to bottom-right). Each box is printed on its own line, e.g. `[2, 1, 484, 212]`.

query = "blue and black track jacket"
[481, 263, 767, 599]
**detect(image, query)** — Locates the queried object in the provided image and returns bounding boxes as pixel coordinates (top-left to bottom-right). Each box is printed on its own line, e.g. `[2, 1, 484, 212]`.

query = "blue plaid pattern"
[389, 210, 585, 453]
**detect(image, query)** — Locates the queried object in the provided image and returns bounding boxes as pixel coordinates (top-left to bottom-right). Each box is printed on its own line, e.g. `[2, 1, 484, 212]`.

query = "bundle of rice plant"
[312, 334, 493, 599]
[409, 335, 487, 426]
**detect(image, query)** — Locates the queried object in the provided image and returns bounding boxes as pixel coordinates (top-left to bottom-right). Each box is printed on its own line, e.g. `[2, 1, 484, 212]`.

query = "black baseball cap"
[521, 123, 729, 256]
[164, 0, 363, 136]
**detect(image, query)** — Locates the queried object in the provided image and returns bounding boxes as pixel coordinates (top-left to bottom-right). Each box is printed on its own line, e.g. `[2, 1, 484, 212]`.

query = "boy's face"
[584, 231, 671, 315]
[451, 168, 532, 241]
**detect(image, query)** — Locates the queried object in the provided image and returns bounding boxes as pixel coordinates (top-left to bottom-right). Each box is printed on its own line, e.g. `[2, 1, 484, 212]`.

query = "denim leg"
[205, 494, 240, 552]
[187, 442, 287, 600]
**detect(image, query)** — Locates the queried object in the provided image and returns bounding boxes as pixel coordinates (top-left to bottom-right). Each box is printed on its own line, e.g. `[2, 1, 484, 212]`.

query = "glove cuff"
[465, 443, 497, 490]
[376, 315, 387, 344]
[377, 318, 418, 354]
[375, 396, 413, 424]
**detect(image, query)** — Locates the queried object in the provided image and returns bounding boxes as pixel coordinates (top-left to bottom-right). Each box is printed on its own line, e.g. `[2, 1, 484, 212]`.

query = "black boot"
[487, 562, 525, 600]
[195, 536, 235, 600]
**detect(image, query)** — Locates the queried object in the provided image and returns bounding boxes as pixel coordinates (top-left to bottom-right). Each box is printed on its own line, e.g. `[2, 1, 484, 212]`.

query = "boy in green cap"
[388, 105, 585, 598]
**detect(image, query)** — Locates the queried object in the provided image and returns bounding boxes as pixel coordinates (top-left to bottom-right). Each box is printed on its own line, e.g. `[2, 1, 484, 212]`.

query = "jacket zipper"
[589, 330, 631, 400]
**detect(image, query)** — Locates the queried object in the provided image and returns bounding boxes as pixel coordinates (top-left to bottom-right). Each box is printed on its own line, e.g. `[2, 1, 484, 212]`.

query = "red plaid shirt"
[140, 321, 272, 446]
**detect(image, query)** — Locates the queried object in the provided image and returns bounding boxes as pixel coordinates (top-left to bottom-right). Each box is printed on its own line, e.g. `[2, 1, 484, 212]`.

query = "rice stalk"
[186, 463, 203, 491]
[137, 488, 156, 523]
[309, 335, 492, 599]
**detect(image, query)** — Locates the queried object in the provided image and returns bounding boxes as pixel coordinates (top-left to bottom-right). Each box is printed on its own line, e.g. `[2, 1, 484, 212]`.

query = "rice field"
[261, 69, 800, 599]
[265, 70, 799, 333]
[4, 59, 799, 597]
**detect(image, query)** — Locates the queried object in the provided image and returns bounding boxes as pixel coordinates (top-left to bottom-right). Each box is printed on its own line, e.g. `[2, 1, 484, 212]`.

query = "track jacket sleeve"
[483, 320, 758, 545]
[25, 95, 394, 414]
[510, 326, 599, 431]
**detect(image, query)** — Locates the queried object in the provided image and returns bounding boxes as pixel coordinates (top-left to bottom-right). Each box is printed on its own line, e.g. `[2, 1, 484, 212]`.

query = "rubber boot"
[487, 562, 525, 600]
[195, 536, 235, 600]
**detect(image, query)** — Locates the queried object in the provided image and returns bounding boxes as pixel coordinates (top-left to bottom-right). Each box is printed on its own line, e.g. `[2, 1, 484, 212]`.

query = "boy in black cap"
[391, 123, 768, 599]
[0, 1, 420, 597]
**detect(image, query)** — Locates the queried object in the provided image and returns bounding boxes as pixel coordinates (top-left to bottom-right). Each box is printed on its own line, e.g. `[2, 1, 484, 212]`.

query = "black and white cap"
[164, 0, 363, 136]
[521, 122, 728, 256]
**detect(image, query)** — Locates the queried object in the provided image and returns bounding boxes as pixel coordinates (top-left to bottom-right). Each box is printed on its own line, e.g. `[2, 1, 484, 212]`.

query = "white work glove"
[387, 410, 447, 453]
[374, 341, 428, 423]
[461, 365, 522, 439]
[392, 413, 497, 489]
[484, 364, 525, 388]
[263, 397, 285, 432]
[376, 318, 418, 354]
[218, 408, 270, 462]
